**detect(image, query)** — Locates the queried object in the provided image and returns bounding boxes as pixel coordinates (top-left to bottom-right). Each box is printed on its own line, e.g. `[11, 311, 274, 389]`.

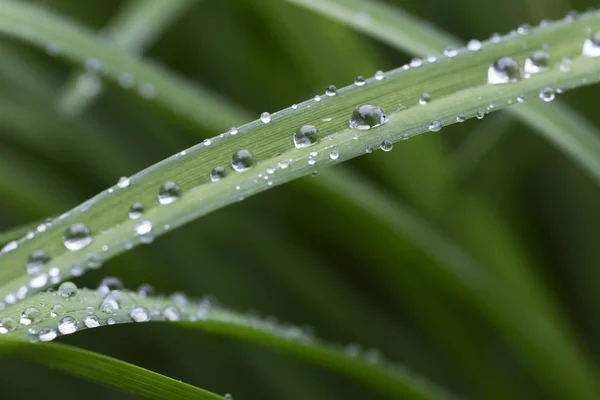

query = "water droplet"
[524, 50, 550, 74]
[291, 104, 298, 110]
[374, 70, 385, 80]
[63, 223, 93, 251]
[129, 202, 144, 219]
[203, 138, 212, 146]
[58, 316, 77, 335]
[329, 150, 339, 160]
[158, 181, 181, 204]
[77, 73, 102, 97]
[354, 76, 366, 86]
[260, 112, 271, 123]
[87, 254, 103, 269]
[456, 114, 466, 122]
[26, 250, 50, 275]
[410, 58, 422, 68]
[85, 58, 102, 72]
[50, 304, 66, 317]
[0, 317, 17, 334]
[443, 46, 458, 57]
[229, 127, 238, 135]
[135, 220, 153, 236]
[130, 307, 150, 322]
[58, 282, 78, 299]
[138, 83, 156, 99]
[118, 177, 130, 188]
[84, 315, 100, 328]
[428, 121, 442, 132]
[28, 273, 48, 289]
[1, 240, 18, 253]
[38, 327, 57, 342]
[583, 32, 600, 58]
[517, 24, 531, 35]
[98, 277, 124, 294]
[467, 39, 482, 51]
[539, 87, 555, 102]
[476, 111, 485, 119]
[419, 93, 431, 105]
[231, 150, 255, 172]
[488, 57, 521, 84]
[118, 72, 135, 88]
[20, 307, 41, 326]
[325, 85, 337, 96]
[380, 140, 393, 152]
[163, 306, 181, 321]
[314, 95, 321, 102]
[210, 166, 226, 182]
[349, 105, 387, 130]
[293, 125, 320, 148]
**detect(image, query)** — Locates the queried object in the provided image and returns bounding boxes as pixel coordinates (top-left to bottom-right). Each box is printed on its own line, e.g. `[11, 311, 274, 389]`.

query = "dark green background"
[1, 0, 599, 399]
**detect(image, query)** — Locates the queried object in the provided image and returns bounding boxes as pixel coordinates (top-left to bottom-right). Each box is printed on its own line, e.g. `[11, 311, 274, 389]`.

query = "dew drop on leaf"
[63, 223, 93, 251]
[380, 140, 393, 152]
[539, 87, 555, 102]
[26, 250, 50, 275]
[293, 125, 320, 148]
[488, 57, 522, 84]
[428, 121, 443, 132]
[58, 316, 78, 335]
[231, 150, 255, 172]
[38, 327, 57, 342]
[128, 202, 145, 219]
[583, 32, 600, 58]
[210, 166, 227, 182]
[130, 307, 150, 322]
[158, 181, 182, 205]
[349, 105, 388, 130]
[524, 50, 550, 74]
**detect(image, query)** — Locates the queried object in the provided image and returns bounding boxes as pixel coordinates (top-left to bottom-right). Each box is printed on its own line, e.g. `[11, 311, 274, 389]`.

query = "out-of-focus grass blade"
[289, 0, 600, 185]
[0, 337, 224, 400]
[58, 0, 199, 115]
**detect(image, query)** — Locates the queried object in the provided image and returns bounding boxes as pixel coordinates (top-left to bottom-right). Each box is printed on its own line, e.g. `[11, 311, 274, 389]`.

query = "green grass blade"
[0, 1, 249, 130]
[0, 221, 39, 248]
[58, 0, 198, 115]
[0, 337, 223, 399]
[289, 0, 600, 185]
[0, 289, 457, 400]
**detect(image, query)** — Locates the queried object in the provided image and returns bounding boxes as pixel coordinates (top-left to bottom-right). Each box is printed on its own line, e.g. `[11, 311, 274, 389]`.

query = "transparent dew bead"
[260, 112, 271, 123]
[374, 70, 385, 80]
[1, 240, 18, 253]
[329, 150, 340, 160]
[380, 140, 393, 152]
[231, 150, 255, 172]
[524, 50, 550, 74]
[130, 307, 150, 322]
[58, 282, 78, 299]
[418, 93, 431, 105]
[128, 202, 144, 219]
[325, 85, 337, 96]
[26, 250, 50, 275]
[38, 327, 57, 342]
[117, 176, 130, 188]
[582, 32, 600, 58]
[443, 46, 458, 57]
[28, 273, 48, 289]
[456, 114, 466, 122]
[488, 57, 522, 84]
[293, 125, 320, 148]
[162, 306, 181, 321]
[158, 181, 182, 205]
[349, 105, 388, 130]
[476, 111, 485, 119]
[354, 76, 366, 86]
[210, 166, 226, 182]
[84, 315, 101, 328]
[137, 284, 155, 297]
[0, 317, 17, 334]
[50, 304, 66, 317]
[98, 277, 124, 294]
[224, 394, 233, 399]
[58, 316, 77, 335]
[63, 223, 93, 251]
[539, 87, 555, 102]
[20, 307, 41, 326]
[428, 120, 443, 132]
[467, 39, 482, 51]
[229, 127, 238, 135]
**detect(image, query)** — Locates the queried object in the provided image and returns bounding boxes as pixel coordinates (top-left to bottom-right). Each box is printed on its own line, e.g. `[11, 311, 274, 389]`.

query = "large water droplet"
[467, 39, 482, 51]
[325, 85, 337, 96]
[260, 112, 271, 123]
[349, 105, 387, 130]
[58, 282, 78, 299]
[130, 307, 150, 322]
[50, 304, 66, 317]
[488, 57, 521, 84]
[58, 316, 77, 335]
[583, 32, 600, 58]
[231, 150, 255, 172]
[158, 181, 181, 205]
[428, 120, 443, 132]
[26, 250, 50, 275]
[210, 166, 226, 182]
[162, 306, 181, 321]
[1, 240, 18, 253]
[539, 87, 555, 102]
[20, 307, 41, 326]
[524, 50, 550, 75]
[329, 150, 339, 160]
[38, 327, 57, 342]
[380, 140, 393, 152]
[293, 125, 320, 148]
[63, 223, 93, 251]
[84, 315, 100, 328]
[354, 76, 366, 86]
[129, 202, 144, 219]
[0, 317, 17, 334]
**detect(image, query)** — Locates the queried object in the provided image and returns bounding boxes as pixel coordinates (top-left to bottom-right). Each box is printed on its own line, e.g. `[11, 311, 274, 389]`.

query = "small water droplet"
[260, 112, 272, 123]
[129, 202, 144, 219]
[98, 277, 124, 295]
[428, 120, 442, 132]
[45, 42, 61, 56]
[138, 83, 156, 99]
[135, 220, 153, 238]
[63, 223, 93, 251]
[20, 307, 41, 326]
[229, 127, 238, 135]
[58, 316, 77, 335]
[583, 32, 600, 58]
[467, 39, 482, 51]
[419, 93, 431, 105]
[524, 50, 550, 75]
[118, 72, 135, 88]
[354, 76, 366, 86]
[517, 24, 531, 35]
[329, 150, 339, 160]
[231, 150, 255, 172]
[84, 315, 100, 328]
[38, 327, 57, 342]
[488, 57, 521, 84]
[314, 95, 321, 102]
[349, 105, 387, 130]
[443, 46, 458, 57]
[539, 87, 555, 102]
[1, 240, 18, 253]
[26, 250, 50, 275]
[325, 85, 337, 96]
[77, 73, 102, 97]
[0, 317, 17, 334]
[162, 306, 181, 321]
[456, 114, 466, 122]
[50, 304, 66, 317]
[374, 70, 385, 80]
[410, 58, 422, 67]
[380, 140, 393, 152]
[476, 111, 485, 119]
[58, 282, 78, 299]
[28, 273, 48, 289]
[203, 138, 212, 146]
[158, 181, 181, 205]
[293, 125, 320, 148]
[210, 166, 226, 182]
[117, 176, 130, 188]
[130, 307, 150, 322]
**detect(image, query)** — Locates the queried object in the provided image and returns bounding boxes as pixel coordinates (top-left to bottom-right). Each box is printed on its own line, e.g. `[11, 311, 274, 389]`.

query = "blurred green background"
[1, 0, 600, 399]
